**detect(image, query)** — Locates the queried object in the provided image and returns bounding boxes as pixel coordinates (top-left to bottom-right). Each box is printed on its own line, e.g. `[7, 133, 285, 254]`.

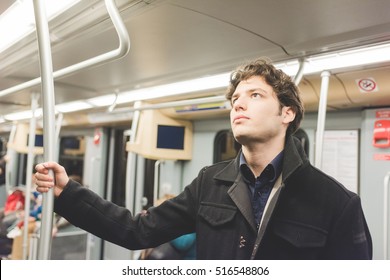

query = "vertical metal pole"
[28, 234, 39, 260]
[5, 125, 17, 194]
[314, 71, 331, 169]
[54, 113, 63, 162]
[125, 101, 142, 213]
[153, 160, 163, 205]
[33, 0, 57, 260]
[106, 132, 116, 202]
[22, 93, 39, 260]
[125, 102, 142, 260]
[134, 157, 145, 214]
[55, 113, 63, 140]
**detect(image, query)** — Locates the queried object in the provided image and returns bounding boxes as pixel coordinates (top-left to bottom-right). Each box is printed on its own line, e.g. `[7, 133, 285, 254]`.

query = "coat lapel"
[228, 174, 257, 233]
[214, 156, 257, 233]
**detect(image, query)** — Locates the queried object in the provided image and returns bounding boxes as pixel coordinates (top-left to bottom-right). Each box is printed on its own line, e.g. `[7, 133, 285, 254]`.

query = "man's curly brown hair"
[226, 58, 304, 136]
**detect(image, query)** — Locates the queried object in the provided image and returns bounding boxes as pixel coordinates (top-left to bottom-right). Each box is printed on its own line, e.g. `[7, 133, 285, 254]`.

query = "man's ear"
[282, 106, 295, 124]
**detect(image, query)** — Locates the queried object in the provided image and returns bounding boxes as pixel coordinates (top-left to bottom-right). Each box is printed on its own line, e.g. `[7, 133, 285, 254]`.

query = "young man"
[35, 58, 372, 259]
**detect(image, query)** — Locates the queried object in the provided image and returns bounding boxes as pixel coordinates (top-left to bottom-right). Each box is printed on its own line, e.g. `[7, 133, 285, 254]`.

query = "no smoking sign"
[356, 77, 379, 93]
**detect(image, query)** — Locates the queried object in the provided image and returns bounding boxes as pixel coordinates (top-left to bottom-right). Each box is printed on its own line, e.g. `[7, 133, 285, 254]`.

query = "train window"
[58, 136, 84, 180]
[61, 136, 85, 156]
[213, 130, 241, 163]
[0, 136, 6, 157]
[109, 129, 129, 207]
[143, 158, 156, 209]
[63, 137, 80, 149]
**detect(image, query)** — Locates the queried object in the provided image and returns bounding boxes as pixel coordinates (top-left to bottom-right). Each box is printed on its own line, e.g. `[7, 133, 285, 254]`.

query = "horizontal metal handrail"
[0, 0, 130, 98]
[108, 95, 229, 114]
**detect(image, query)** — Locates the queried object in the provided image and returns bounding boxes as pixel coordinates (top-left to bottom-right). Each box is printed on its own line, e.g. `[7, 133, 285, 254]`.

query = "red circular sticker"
[357, 78, 377, 92]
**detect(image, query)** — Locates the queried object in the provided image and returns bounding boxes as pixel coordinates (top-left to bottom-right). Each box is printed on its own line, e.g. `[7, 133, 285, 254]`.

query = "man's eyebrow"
[245, 87, 269, 94]
[248, 88, 268, 94]
[234, 88, 268, 95]
[231, 87, 269, 100]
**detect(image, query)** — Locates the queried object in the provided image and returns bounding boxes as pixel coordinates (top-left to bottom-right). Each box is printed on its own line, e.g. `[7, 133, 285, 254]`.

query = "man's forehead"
[234, 77, 273, 94]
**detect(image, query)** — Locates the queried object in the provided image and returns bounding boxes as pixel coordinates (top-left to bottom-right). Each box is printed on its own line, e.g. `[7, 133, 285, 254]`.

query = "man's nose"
[233, 97, 246, 110]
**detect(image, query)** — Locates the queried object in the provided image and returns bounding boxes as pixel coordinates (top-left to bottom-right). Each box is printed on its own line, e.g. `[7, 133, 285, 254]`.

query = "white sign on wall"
[355, 77, 379, 93]
[321, 130, 359, 193]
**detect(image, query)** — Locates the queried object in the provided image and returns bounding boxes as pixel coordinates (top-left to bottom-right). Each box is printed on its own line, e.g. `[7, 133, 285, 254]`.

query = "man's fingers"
[35, 162, 50, 173]
[34, 172, 54, 183]
[35, 185, 51, 193]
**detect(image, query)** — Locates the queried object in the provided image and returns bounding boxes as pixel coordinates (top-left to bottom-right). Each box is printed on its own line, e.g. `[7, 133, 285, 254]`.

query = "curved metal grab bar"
[0, 0, 131, 98]
[292, 58, 306, 86]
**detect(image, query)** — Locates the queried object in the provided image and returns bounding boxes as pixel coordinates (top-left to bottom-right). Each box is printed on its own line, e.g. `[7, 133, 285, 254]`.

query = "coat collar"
[213, 134, 309, 185]
[212, 134, 309, 233]
[281, 134, 309, 183]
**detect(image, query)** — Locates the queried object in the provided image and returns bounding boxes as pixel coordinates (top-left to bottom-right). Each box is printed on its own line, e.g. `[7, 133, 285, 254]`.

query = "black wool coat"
[54, 135, 372, 259]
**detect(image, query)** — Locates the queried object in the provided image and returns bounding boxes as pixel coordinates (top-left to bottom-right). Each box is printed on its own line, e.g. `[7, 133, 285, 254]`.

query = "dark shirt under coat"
[240, 151, 283, 228]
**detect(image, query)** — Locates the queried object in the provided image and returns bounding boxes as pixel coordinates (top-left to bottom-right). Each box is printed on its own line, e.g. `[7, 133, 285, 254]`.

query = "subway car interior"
[0, 0, 389, 260]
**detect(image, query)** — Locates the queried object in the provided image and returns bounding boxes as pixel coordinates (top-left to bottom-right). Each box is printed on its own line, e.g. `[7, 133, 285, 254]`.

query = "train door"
[49, 134, 87, 260]
[47, 129, 104, 260]
[49, 127, 112, 259]
[100, 127, 136, 260]
[360, 108, 390, 260]
[102, 155, 187, 260]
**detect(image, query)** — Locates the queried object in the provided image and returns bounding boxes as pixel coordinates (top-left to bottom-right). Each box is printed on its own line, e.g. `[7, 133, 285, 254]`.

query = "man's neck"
[242, 139, 285, 177]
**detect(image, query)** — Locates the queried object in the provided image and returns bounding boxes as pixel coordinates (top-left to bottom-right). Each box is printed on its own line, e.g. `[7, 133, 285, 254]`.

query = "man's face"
[230, 76, 292, 146]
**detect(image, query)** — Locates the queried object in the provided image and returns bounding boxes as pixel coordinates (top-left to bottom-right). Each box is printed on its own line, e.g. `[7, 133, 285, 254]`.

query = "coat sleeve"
[324, 195, 372, 259]
[54, 179, 197, 250]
